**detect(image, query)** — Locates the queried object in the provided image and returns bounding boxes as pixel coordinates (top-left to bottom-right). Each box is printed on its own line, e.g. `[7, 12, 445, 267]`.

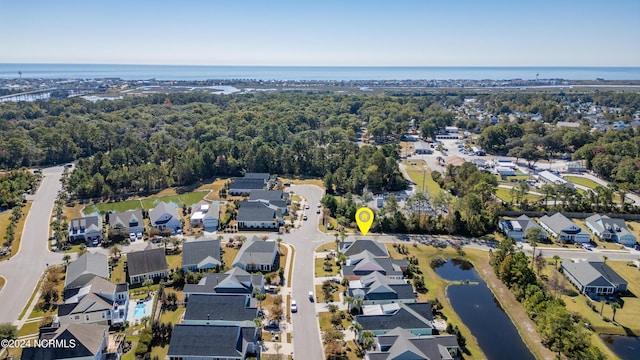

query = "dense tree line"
[490, 238, 604, 359]
[0, 170, 38, 209]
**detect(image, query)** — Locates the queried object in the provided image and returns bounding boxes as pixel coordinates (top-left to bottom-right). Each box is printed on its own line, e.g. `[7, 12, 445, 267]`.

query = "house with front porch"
[499, 215, 548, 242]
[64, 252, 109, 290]
[585, 214, 637, 247]
[57, 276, 129, 326]
[561, 260, 628, 296]
[355, 302, 434, 340]
[236, 200, 283, 230]
[68, 216, 103, 246]
[347, 271, 415, 305]
[364, 327, 459, 360]
[126, 245, 168, 284]
[182, 236, 221, 272]
[190, 201, 220, 232]
[232, 235, 280, 272]
[539, 213, 591, 243]
[108, 209, 145, 235]
[183, 267, 264, 299]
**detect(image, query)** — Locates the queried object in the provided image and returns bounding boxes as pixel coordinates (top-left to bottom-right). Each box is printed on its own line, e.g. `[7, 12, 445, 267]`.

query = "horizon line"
[1, 62, 639, 68]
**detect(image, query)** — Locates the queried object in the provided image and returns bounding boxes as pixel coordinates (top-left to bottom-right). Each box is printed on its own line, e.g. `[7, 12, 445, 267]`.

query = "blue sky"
[1, 0, 639, 66]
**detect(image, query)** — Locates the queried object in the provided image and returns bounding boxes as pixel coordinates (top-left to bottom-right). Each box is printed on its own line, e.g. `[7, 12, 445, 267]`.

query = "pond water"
[434, 259, 535, 360]
[601, 334, 640, 359]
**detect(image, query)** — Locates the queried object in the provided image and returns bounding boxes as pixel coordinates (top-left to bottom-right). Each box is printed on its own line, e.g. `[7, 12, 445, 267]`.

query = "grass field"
[82, 191, 208, 215]
[495, 188, 543, 203]
[17, 321, 41, 337]
[401, 160, 443, 197]
[110, 258, 126, 284]
[314, 257, 339, 277]
[564, 176, 602, 190]
[0, 202, 32, 261]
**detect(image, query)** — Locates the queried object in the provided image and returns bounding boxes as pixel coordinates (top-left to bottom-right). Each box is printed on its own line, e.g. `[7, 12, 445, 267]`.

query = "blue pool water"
[133, 304, 146, 319]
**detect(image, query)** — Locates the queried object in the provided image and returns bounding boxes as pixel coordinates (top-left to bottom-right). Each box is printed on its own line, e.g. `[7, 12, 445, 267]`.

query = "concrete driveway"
[0, 166, 65, 324]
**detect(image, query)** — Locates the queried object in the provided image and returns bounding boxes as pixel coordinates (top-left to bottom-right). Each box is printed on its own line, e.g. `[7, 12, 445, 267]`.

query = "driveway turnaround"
[0, 166, 65, 324]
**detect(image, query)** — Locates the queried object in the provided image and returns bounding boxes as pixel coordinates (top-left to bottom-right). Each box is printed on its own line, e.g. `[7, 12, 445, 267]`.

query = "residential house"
[585, 214, 637, 247]
[340, 240, 390, 258]
[68, 216, 103, 246]
[58, 276, 129, 326]
[182, 236, 221, 272]
[537, 171, 574, 189]
[126, 245, 168, 284]
[236, 200, 283, 230]
[539, 213, 591, 243]
[108, 210, 144, 235]
[342, 252, 407, 280]
[499, 215, 548, 242]
[183, 267, 264, 300]
[232, 235, 280, 272]
[21, 324, 123, 360]
[168, 325, 260, 360]
[182, 294, 258, 326]
[561, 260, 628, 295]
[347, 271, 415, 305]
[149, 202, 182, 234]
[64, 252, 109, 290]
[356, 302, 434, 339]
[228, 173, 272, 196]
[190, 201, 219, 232]
[364, 327, 459, 360]
[249, 189, 289, 215]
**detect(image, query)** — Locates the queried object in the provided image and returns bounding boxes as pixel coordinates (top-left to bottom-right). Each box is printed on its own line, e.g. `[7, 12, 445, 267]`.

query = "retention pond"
[434, 258, 535, 360]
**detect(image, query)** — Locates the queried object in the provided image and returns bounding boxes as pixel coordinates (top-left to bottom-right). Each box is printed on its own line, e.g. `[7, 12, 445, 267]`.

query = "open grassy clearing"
[564, 176, 602, 190]
[279, 177, 325, 188]
[314, 256, 340, 277]
[110, 257, 126, 284]
[495, 188, 543, 203]
[17, 321, 41, 337]
[401, 160, 443, 197]
[82, 191, 208, 215]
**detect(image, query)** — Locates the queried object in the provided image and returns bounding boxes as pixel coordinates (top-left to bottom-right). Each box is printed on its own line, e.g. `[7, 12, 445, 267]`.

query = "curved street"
[0, 166, 65, 324]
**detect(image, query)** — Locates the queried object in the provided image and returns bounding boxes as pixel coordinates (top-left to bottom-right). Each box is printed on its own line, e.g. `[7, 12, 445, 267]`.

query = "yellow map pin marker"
[356, 207, 374, 236]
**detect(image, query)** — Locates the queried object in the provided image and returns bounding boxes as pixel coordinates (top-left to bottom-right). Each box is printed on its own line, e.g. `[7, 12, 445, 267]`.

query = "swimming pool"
[133, 304, 146, 319]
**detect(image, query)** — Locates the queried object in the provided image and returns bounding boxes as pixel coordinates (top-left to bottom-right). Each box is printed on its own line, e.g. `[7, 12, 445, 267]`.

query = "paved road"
[285, 185, 331, 360]
[0, 166, 65, 324]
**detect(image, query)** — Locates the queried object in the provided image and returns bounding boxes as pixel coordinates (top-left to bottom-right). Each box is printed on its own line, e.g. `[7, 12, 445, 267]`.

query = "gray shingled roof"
[355, 302, 434, 332]
[539, 212, 587, 235]
[232, 236, 277, 269]
[230, 178, 267, 191]
[236, 201, 280, 222]
[149, 202, 180, 225]
[347, 271, 414, 301]
[168, 325, 256, 358]
[69, 216, 101, 233]
[21, 324, 108, 360]
[182, 237, 221, 268]
[108, 210, 144, 229]
[367, 327, 458, 360]
[127, 247, 168, 277]
[341, 240, 389, 257]
[183, 267, 263, 295]
[183, 294, 258, 322]
[586, 214, 634, 239]
[342, 252, 406, 278]
[249, 190, 286, 201]
[562, 260, 628, 289]
[64, 252, 109, 289]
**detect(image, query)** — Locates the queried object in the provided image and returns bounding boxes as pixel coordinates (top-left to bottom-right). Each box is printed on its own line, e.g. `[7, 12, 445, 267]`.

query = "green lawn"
[564, 176, 602, 190]
[17, 321, 41, 337]
[495, 188, 543, 203]
[83, 191, 208, 215]
[110, 258, 126, 284]
[401, 160, 443, 197]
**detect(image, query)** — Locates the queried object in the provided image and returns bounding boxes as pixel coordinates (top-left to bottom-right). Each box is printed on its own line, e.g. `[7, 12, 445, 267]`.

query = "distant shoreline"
[1, 64, 640, 81]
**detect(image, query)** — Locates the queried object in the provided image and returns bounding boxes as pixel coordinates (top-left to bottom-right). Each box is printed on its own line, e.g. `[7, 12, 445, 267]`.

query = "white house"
[190, 201, 220, 232]
[149, 202, 182, 234]
[57, 276, 129, 326]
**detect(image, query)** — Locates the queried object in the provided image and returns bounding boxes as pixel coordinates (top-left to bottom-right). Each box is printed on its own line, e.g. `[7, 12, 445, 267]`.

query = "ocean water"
[1, 63, 639, 81]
